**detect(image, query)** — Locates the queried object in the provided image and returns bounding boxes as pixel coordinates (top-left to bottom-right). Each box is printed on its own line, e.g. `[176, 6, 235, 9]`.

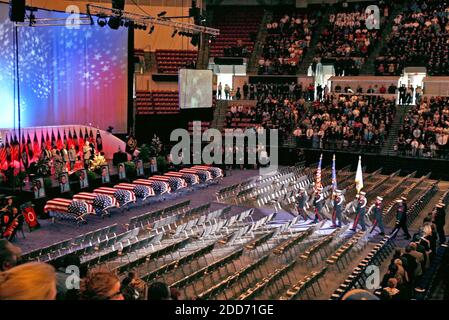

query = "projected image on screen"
[0, 3, 128, 132]
[179, 69, 213, 109]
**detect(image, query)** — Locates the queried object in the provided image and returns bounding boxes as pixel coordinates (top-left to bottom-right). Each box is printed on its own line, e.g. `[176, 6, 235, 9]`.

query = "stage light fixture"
[97, 16, 107, 27]
[171, 29, 177, 37]
[108, 16, 121, 30]
[157, 11, 167, 17]
[149, 25, 155, 34]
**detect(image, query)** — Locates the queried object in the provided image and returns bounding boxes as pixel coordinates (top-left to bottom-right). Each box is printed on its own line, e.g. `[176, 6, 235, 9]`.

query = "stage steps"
[381, 104, 412, 156]
[359, 3, 402, 75]
[297, 5, 329, 75]
[210, 100, 229, 131]
[247, 9, 273, 75]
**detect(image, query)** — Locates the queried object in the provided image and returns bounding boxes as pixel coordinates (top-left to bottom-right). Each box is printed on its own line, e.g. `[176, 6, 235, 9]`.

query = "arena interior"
[0, 0, 449, 304]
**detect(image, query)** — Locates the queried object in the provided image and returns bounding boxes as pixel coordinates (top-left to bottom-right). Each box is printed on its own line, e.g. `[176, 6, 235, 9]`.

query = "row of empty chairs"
[155, 50, 197, 74]
[136, 90, 180, 115]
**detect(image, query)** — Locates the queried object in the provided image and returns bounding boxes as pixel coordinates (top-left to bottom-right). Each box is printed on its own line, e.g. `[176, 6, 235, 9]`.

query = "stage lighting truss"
[14, 17, 93, 27]
[86, 4, 220, 36]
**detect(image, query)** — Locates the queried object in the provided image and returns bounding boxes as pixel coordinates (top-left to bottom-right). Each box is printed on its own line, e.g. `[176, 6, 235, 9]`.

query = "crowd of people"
[259, 12, 319, 75]
[397, 96, 449, 158]
[315, 2, 387, 76]
[375, 0, 449, 76]
[376, 202, 447, 300]
[0, 239, 180, 300]
[293, 94, 396, 152]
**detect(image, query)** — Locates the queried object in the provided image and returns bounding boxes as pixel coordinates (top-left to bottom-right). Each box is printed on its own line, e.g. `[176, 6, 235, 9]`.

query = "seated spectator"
[121, 272, 147, 300]
[0, 239, 21, 271]
[80, 270, 124, 300]
[148, 281, 171, 300]
[382, 278, 401, 300]
[0, 262, 56, 300]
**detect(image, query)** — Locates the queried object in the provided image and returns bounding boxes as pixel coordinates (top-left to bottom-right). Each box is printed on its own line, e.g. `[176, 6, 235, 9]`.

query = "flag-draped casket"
[180, 168, 212, 182]
[44, 198, 94, 222]
[165, 172, 199, 186]
[73, 192, 119, 216]
[149, 175, 187, 191]
[133, 179, 170, 195]
[94, 187, 136, 207]
[114, 183, 154, 201]
[191, 166, 223, 179]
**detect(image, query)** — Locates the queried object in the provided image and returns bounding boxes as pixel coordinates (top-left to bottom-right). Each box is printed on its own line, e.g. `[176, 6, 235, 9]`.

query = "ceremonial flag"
[12, 134, 19, 162]
[41, 132, 46, 152]
[89, 128, 94, 144]
[355, 155, 364, 194]
[78, 128, 84, 148]
[84, 128, 89, 141]
[96, 130, 103, 151]
[27, 133, 33, 160]
[51, 130, 56, 149]
[45, 131, 51, 150]
[33, 132, 40, 159]
[56, 130, 63, 150]
[315, 154, 323, 193]
[73, 129, 79, 152]
[63, 130, 68, 148]
[332, 154, 337, 192]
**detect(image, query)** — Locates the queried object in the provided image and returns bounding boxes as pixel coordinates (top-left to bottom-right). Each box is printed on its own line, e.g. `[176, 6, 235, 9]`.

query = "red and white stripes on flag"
[315, 154, 323, 194]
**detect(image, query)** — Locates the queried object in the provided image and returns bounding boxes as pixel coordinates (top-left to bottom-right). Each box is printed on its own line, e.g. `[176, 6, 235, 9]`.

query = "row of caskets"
[43, 166, 223, 224]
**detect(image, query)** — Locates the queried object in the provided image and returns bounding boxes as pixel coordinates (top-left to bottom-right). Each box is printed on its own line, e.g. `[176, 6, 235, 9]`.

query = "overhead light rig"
[86, 3, 220, 36]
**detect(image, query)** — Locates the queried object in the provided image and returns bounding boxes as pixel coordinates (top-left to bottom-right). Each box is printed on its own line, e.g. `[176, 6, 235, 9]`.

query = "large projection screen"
[179, 69, 213, 109]
[0, 2, 128, 133]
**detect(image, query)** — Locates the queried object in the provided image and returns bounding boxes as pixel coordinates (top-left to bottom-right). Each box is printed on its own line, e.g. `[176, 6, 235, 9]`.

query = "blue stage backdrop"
[0, 2, 128, 132]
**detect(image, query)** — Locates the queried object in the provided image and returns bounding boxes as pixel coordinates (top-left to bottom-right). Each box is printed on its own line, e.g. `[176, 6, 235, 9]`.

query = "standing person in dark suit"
[391, 197, 411, 240]
[433, 203, 446, 244]
[295, 187, 309, 221]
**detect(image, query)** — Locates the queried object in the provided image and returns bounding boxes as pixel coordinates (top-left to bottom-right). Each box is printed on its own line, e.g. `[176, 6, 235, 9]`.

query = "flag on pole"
[315, 154, 323, 193]
[355, 155, 364, 194]
[332, 154, 337, 192]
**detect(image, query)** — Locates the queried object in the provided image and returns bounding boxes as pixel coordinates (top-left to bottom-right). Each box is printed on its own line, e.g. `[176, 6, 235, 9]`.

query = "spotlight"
[149, 25, 155, 34]
[108, 16, 121, 30]
[97, 16, 107, 27]
[171, 29, 177, 37]
[157, 11, 167, 17]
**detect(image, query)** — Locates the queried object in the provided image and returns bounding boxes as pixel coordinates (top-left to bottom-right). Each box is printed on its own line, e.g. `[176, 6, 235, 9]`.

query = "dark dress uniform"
[391, 201, 411, 239]
[313, 193, 324, 223]
[370, 200, 385, 235]
[332, 193, 344, 228]
[351, 195, 367, 231]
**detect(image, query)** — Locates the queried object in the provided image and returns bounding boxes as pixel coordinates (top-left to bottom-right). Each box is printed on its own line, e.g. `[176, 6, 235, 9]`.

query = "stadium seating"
[155, 50, 198, 74]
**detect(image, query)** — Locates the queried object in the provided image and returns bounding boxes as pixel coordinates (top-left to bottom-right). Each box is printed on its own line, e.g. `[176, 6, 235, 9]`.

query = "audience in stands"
[0, 239, 21, 271]
[397, 96, 449, 158]
[259, 12, 319, 75]
[315, 1, 386, 75]
[376, 0, 449, 76]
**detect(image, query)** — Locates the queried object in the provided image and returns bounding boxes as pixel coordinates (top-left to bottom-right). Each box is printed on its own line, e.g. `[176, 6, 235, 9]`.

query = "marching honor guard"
[390, 197, 411, 240]
[313, 187, 325, 223]
[295, 187, 309, 221]
[332, 190, 345, 228]
[370, 196, 385, 236]
[351, 192, 367, 232]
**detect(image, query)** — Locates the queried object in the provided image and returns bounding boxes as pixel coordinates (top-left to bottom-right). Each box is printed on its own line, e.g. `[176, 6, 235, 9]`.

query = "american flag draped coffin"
[73, 192, 119, 215]
[165, 172, 199, 186]
[94, 187, 136, 207]
[114, 183, 155, 201]
[44, 198, 94, 221]
[191, 166, 223, 179]
[133, 179, 170, 195]
[150, 175, 187, 191]
[180, 168, 212, 182]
